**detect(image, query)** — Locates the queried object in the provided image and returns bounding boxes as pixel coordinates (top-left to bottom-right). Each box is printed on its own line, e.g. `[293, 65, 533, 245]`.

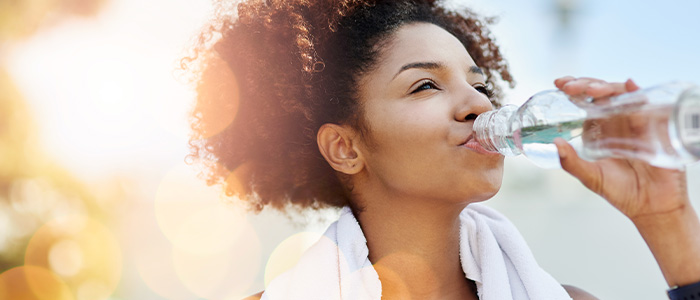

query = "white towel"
[261, 203, 572, 300]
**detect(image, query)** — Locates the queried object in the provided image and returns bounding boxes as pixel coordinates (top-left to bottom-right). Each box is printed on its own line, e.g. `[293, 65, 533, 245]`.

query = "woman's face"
[355, 22, 504, 203]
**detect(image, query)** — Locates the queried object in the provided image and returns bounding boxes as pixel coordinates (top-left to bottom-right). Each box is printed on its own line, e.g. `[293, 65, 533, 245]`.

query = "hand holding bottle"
[552, 76, 688, 221]
[553, 76, 700, 288]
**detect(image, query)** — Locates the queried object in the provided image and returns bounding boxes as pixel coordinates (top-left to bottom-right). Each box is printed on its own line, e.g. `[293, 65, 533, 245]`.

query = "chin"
[448, 176, 502, 203]
[449, 160, 504, 202]
[481, 184, 502, 200]
[472, 169, 504, 200]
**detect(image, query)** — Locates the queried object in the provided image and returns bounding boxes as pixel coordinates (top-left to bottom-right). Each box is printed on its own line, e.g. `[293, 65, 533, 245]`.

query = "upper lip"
[458, 132, 475, 146]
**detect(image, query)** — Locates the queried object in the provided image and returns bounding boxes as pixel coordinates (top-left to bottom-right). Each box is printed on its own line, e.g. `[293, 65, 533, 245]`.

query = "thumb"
[554, 138, 603, 195]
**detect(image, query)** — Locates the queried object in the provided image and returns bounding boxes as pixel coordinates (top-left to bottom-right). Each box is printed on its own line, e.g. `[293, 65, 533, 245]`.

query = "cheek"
[366, 113, 445, 168]
[361, 110, 441, 167]
[359, 100, 504, 200]
[369, 107, 440, 141]
[362, 143, 443, 197]
[370, 111, 447, 166]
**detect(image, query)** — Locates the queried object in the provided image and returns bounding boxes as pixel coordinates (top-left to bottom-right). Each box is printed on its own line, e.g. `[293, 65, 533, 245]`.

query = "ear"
[317, 123, 364, 175]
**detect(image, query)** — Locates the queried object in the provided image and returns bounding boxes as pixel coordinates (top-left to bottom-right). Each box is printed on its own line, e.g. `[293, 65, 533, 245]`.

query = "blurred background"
[1, 0, 699, 299]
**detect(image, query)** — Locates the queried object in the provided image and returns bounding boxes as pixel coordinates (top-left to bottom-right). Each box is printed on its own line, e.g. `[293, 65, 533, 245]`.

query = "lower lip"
[464, 139, 501, 156]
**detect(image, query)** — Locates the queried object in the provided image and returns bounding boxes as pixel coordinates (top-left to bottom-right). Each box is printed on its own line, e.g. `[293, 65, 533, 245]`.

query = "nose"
[454, 87, 494, 122]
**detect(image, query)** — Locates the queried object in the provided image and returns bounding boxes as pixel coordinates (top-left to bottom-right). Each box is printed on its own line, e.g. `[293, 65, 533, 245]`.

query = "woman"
[185, 0, 700, 299]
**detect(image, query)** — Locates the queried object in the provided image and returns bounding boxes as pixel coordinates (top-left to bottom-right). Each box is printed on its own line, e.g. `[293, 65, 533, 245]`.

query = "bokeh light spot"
[152, 162, 266, 298]
[371, 262, 410, 299]
[25, 216, 122, 298]
[172, 205, 244, 255]
[196, 55, 240, 139]
[155, 163, 251, 255]
[224, 162, 253, 198]
[264, 231, 323, 287]
[372, 251, 435, 298]
[76, 278, 111, 300]
[48, 238, 84, 277]
[173, 219, 262, 298]
[133, 233, 194, 300]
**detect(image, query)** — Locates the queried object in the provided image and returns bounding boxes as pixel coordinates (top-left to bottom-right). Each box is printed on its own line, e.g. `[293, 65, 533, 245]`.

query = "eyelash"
[474, 84, 494, 98]
[411, 80, 439, 94]
[410, 80, 494, 98]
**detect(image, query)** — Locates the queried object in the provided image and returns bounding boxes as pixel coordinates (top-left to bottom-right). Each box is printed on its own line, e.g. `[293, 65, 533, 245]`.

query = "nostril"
[465, 113, 478, 121]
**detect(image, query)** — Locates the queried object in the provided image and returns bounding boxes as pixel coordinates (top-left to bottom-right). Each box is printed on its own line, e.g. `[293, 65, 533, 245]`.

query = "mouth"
[461, 134, 501, 156]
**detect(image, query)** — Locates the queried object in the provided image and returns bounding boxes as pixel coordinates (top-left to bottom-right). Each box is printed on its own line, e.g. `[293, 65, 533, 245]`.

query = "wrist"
[632, 203, 700, 287]
[631, 203, 693, 232]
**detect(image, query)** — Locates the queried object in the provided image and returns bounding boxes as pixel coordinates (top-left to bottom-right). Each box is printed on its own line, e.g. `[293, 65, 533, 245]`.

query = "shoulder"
[563, 285, 598, 300]
[241, 291, 264, 300]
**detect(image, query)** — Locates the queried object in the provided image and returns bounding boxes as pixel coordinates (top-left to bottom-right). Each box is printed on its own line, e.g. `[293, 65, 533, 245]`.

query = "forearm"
[633, 203, 700, 287]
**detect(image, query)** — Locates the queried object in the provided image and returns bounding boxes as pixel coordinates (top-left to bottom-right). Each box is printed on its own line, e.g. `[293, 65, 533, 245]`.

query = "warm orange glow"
[372, 251, 436, 297]
[0, 266, 73, 300]
[372, 263, 410, 299]
[196, 55, 241, 139]
[224, 162, 253, 197]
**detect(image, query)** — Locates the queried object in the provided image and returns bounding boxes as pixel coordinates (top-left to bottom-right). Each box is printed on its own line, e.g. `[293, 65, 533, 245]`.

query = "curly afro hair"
[184, 0, 514, 213]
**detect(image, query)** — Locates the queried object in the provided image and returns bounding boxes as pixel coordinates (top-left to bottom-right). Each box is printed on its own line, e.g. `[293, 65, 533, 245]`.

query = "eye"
[411, 80, 439, 94]
[473, 84, 493, 98]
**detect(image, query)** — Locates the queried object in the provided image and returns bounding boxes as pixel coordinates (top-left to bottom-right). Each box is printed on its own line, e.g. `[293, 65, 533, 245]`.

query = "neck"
[354, 190, 478, 299]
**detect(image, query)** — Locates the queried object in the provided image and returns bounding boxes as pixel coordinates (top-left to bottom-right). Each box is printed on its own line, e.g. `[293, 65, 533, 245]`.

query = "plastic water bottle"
[473, 82, 700, 169]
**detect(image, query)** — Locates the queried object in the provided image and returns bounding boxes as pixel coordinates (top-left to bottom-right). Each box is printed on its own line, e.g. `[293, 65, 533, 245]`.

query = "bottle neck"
[474, 105, 521, 156]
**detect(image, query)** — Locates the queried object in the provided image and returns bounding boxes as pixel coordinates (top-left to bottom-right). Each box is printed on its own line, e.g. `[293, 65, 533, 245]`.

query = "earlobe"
[317, 124, 364, 175]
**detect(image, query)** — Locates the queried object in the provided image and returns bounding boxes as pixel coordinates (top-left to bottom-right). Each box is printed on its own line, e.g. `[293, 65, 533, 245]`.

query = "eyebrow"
[393, 61, 484, 79]
[469, 65, 484, 75]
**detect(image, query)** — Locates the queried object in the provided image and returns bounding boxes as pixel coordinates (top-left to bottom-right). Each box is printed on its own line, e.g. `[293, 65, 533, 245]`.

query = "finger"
[625, 78, 641, 92]
[584, 83, 616, 98]
[561, 78, 607, 95]
[584, 79, 640, 101]
[554, 76, 576, 89]
[554, 138, 602, 194]
[585, 82, 627, 98]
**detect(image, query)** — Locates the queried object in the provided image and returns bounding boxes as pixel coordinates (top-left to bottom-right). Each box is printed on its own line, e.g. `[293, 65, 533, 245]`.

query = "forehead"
[377, 22, 477, 74]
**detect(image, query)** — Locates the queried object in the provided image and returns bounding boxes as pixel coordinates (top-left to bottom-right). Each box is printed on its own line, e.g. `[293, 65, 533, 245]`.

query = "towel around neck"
[261, 203, 572, 300]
